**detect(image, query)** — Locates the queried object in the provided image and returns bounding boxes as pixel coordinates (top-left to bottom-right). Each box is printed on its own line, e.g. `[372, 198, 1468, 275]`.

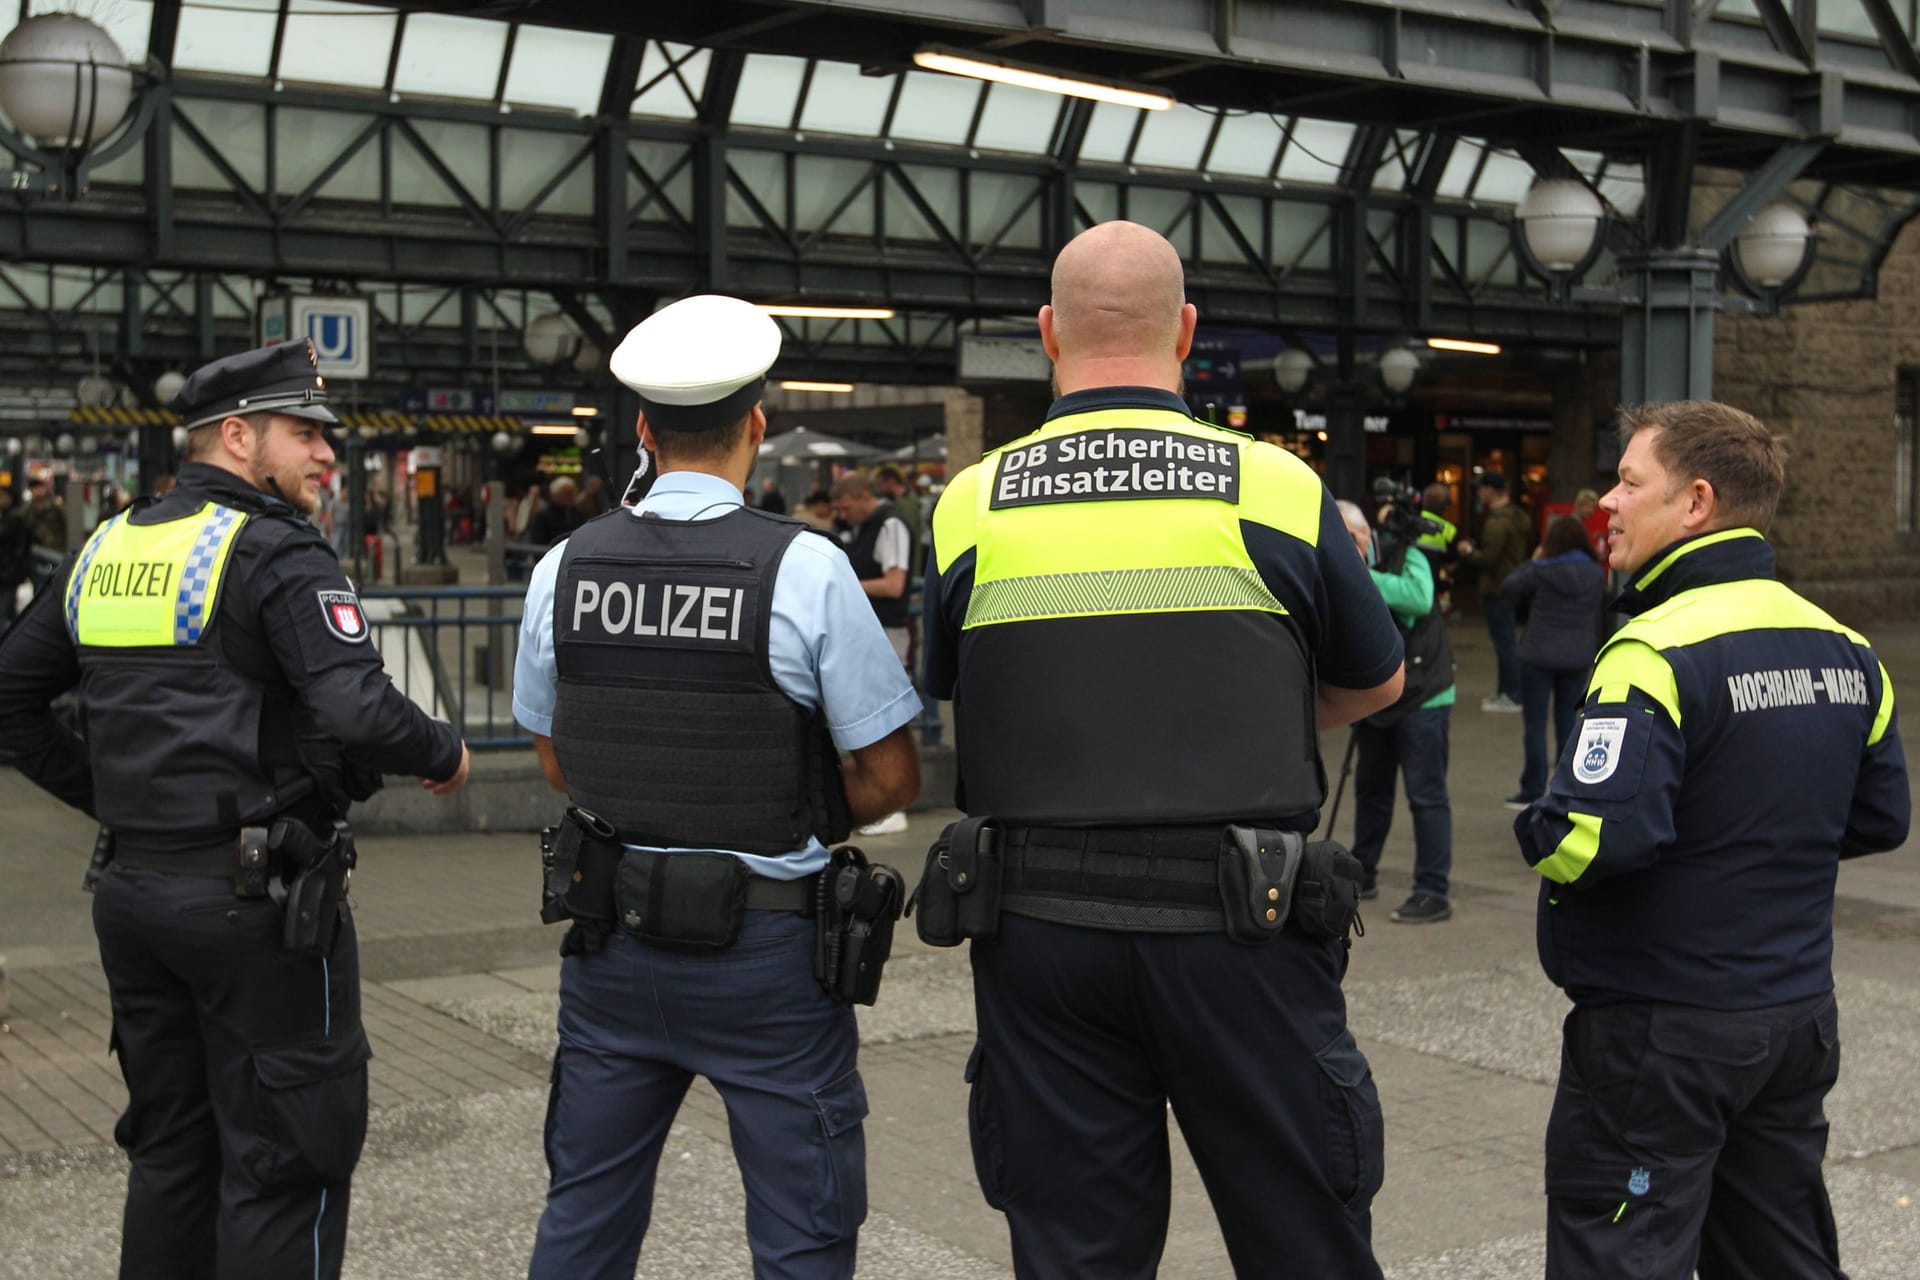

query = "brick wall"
[1715, 213, 1920, 625]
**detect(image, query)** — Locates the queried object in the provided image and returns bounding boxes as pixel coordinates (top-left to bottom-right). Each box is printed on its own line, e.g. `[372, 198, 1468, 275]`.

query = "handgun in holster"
[83, 827, 115, 894]
[540, 808, 622, 956]
[813, 846, 906, 1006]
[277, 818, 356, 957]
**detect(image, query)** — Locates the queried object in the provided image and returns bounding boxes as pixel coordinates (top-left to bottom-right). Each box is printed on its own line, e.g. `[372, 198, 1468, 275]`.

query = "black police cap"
[170, 339, 340, 431]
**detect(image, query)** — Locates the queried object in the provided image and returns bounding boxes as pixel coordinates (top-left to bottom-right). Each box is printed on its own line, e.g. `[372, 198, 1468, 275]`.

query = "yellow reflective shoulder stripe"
[1630, 527, 1763, 593]
[70, 503, 249, 648]
[1239, 441, 1324, 546]
[932, 462, 985, 575]
[1535, 811, 1604, 884]
[1586, 639, 1681, 727]
[1872, 658, 1897, 746]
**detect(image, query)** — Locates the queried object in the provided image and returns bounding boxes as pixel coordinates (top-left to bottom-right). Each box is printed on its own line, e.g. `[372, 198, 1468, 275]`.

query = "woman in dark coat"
[1501, 515, 1608, 807]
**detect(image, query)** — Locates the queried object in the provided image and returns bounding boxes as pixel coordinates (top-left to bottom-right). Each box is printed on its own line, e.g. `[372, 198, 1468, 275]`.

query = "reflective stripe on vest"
[944, 406, 1319, 630]
[68, 502, 248, 647]
[1416, 515, 1456, 551]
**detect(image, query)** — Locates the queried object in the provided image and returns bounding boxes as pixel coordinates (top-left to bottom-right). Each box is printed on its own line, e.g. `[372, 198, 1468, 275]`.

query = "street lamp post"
[0, 13, 157, 200]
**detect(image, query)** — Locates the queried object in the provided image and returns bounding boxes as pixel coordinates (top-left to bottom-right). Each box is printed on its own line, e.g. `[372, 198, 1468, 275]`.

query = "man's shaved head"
[1039, 221, 1197, 394]
[1048, 221, 1187, 359]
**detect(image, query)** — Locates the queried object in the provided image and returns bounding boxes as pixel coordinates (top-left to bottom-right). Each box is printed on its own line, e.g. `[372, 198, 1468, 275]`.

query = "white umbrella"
[756, 426, 884, 462]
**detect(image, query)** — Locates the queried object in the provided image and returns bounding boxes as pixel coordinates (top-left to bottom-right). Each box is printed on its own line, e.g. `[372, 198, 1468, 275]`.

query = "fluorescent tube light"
[779, 381, 856, 393]
[1426, 337, 1503, 355]
[913, 49, 1174, 111]
[759, 304, 897, 320]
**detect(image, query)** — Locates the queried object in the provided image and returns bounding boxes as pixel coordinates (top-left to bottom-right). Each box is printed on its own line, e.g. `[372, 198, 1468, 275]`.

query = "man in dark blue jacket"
[1516, 400, 1908, 1279]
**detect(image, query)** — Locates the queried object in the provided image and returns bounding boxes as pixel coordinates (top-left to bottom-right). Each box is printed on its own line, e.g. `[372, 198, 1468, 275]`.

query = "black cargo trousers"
[1545, 992, 1846, 1280]
[93, 864, 371, 1280]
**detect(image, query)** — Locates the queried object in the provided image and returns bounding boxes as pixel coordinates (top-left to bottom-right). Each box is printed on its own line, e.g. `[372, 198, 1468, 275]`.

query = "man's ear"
[748, 404, 768, 450]
[1682, 477, 1718, 531]
[636, 414, 656, 453]
[1038, 305, 1060, 361]
[218, 415, 255, 460]
[1172, 302, 1198, 362]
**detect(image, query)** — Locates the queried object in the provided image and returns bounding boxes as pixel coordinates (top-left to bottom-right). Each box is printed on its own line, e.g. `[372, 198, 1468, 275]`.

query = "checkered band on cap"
[174, 505, 243, 644]
[65, 515, 122, 640]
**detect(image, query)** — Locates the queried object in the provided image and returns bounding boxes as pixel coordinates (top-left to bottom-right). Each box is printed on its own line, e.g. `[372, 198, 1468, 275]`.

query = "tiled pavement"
[6, 621, 1920, 1277]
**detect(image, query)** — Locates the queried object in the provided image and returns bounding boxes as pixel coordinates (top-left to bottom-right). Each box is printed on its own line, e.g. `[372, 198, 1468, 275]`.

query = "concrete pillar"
[942, 387, 985, 473]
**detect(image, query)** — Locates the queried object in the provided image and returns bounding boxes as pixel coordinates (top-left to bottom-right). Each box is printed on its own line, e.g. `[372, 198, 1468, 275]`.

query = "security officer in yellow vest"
[513, 295, 922, 1280]
[920, 221, 1407, 1279]
[0, 339, 471, 1280]
[1516, 401, 1909, 1279]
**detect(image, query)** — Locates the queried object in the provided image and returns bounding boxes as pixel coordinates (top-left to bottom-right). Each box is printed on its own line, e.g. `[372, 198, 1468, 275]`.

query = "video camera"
[1370, 476, 1441, 547]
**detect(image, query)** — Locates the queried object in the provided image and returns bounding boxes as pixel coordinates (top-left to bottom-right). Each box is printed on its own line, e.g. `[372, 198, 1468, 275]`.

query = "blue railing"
[360, 585, 527, 749]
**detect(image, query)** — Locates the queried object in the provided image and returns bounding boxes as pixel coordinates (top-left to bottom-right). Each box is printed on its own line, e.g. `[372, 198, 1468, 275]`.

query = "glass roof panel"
[1078, 101, 1141, 163]
[798, 60, 894, 137]
[1435, 139, 1485, 199]
[393, 13, 509, 101]
[1816, 0, 1879, 39]
[971, 82, 1063, 154]
[730, 53, 808, 129]
[1472, 150, 1537, 204]
[279, 2, 396, 92]
[1206, 111, 1280, 176]
[1130, 104, 1214, 170]
[503, 24, 614, 116]
[1716, 0, 1761, 13]
[887, 69, 981, 146]
[1275, 119, 1353, 185]
[174, 0, 277, 78]
[0, 3, 16, 41]
[1598, 169, 1644, 217]
[632, 43, 707, 119]
[87, 0, 152, 65]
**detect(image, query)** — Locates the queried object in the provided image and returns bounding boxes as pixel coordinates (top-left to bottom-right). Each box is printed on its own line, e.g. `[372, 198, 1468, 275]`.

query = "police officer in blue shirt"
[1517, 401, 1910, 1278]
[513, 294, 922, 1280]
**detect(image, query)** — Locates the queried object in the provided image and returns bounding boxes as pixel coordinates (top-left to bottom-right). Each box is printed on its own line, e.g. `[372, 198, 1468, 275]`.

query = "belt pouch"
[561, 809, 623, 926]
[1291, 840, 1365, 941]
[614, 849, 749, 949]
[540, 824, 573, 924]
[1217, 826, 1305, 945]
[908, 816, 999, 947]
[235, 826, 271, 899]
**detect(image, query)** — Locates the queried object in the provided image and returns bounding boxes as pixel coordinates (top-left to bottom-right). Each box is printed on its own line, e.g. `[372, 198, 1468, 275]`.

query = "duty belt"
[114, 840, 262, 877]
[998, 824, 1231, 933]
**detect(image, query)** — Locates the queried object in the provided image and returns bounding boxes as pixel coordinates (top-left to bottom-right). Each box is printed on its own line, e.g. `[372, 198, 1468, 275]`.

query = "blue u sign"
[307, 312, 357, 363]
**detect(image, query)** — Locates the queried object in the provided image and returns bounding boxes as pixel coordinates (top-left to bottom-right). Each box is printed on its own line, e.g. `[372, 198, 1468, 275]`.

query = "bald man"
[922, 222, 1403, 1279]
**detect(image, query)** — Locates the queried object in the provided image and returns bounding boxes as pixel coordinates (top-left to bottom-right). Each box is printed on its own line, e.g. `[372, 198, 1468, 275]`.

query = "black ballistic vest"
[71, 487, 320, 848]
[551, 505, 849, 855]
[845, 502, 910, 628]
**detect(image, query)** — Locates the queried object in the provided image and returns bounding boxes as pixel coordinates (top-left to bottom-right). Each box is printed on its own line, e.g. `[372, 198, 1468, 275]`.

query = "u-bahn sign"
[258, 294, 373, 380]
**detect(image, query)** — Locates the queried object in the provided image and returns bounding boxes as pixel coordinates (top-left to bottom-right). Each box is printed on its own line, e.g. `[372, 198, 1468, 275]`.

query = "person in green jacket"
[1339, 499, 1457, 923]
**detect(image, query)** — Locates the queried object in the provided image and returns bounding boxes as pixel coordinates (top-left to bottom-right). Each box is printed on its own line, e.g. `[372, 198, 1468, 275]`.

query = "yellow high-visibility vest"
[66, 502, 248, 647]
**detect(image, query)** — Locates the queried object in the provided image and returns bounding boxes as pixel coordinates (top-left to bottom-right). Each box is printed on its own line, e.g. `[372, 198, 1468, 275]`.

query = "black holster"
[278, 818, 356, 958]
[907, 816, 1002, 947]
[813, 846, 905, 1005]
[540, 808, 623, 956]
[1217, 826, 1305, 945]
[83, 826, 116, 894]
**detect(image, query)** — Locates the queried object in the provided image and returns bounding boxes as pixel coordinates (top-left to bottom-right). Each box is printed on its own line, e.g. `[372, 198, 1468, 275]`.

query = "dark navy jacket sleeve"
[1514, 641, 1686, 886]
[1842, 665, 1910, 858]
[254, 533, 463, 781]
[1307, 492, 1403, 690]
[0, 562, 94, 815]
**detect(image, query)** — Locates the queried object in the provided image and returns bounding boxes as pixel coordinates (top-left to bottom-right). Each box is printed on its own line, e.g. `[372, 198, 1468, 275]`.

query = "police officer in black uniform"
[0, 340, 470, 1280]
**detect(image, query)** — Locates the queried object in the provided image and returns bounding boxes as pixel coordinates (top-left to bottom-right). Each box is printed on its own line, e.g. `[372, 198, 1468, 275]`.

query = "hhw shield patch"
[1572, 717, 1628, 785]
[317, 589, 369, 643]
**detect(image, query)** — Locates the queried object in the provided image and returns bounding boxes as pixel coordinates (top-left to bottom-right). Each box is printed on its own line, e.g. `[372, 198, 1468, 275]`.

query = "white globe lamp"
[523, 313, 580, 365]
[154, 370, 187, 404]
[0, 15, 134, 148]
[1516, 179, 1604, 272]
[1379, 347, 1420, 395]
[1274, 348, 1314, 394]
[1734, 203, 1812, 288]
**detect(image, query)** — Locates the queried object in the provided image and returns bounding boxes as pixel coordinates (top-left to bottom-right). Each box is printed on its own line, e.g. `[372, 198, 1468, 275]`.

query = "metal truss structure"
[1, 0, 1918, 395]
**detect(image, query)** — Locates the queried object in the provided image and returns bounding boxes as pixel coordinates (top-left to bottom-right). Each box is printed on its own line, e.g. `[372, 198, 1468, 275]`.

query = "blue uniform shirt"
[514, 470, 920, 877]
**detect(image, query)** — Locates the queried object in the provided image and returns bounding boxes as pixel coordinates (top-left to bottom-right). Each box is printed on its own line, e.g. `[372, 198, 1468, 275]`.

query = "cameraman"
[1338, 497, 1456, 924]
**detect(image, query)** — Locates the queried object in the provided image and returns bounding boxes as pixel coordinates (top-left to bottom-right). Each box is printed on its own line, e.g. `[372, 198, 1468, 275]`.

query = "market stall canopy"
[758, 426, 883, 462]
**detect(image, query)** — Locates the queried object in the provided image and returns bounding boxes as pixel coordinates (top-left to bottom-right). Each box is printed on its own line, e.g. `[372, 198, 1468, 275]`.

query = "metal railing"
[360, 585, 527, 749]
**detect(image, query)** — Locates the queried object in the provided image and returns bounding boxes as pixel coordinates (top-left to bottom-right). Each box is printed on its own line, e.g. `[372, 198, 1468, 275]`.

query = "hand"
[423, 742, 470, 795]
[1532, 544, 1545, 560]
[1456, 538, 1474, 556]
